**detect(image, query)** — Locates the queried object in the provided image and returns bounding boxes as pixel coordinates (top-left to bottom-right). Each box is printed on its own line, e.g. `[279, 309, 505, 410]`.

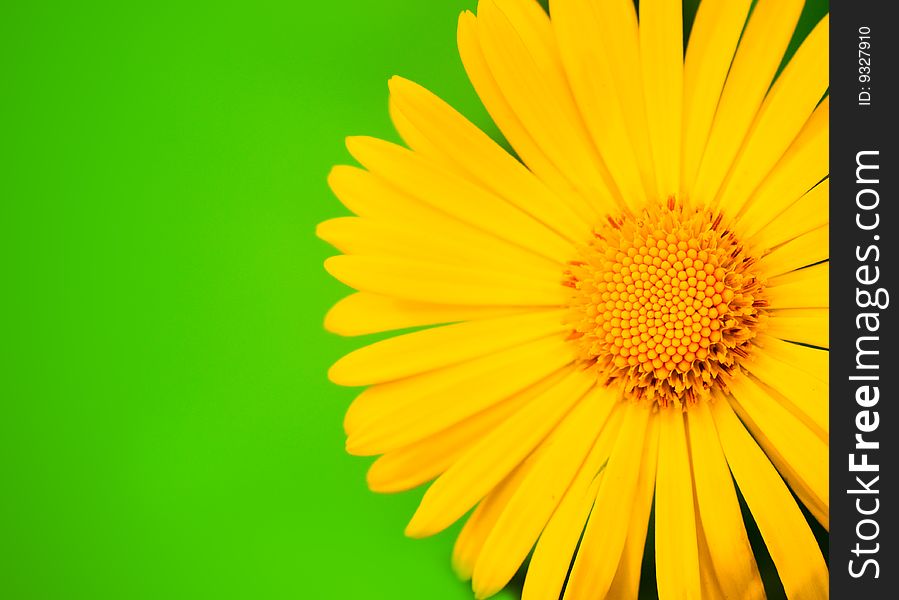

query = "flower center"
[564, 198, 767, 409]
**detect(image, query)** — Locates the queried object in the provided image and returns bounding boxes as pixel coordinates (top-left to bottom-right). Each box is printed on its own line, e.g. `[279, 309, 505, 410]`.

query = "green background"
[2, 1, 826, 598]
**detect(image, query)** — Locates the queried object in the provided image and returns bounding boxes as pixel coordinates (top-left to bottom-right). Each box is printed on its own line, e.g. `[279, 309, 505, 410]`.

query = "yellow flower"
[319, 0, 829, 598]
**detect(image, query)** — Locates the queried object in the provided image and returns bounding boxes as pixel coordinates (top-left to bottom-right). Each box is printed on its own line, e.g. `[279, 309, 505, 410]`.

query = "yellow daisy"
[319, 0, 829, 598]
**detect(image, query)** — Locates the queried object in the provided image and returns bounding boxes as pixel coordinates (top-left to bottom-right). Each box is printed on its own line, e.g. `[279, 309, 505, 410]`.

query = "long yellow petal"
[328, 164, 414, 219]
[366, 380, 537, 493]
[329, 309, 566, 386]
[687, 402, 764, 600]
[717, 16, 830, 215]
[474, 0, 620, 213]
[743, 349, 828, 439]
[765, 308, 829, 349]
[640, 0, 683, 198]
[343, 336, 569, 436]
[453, 452, 541, 580]
[563, 402, 651, 599]
[753, 334, 828, 381]
[580, 0, 656, 194]
[329, 162, 464, 225]
[324, 293, 529, 337]
[765, 262, 828, 310]
[324, 255, 568, 308]
[689, 0, 804, 205]
[346, 136, 575, 262]
[655, 409, 701, 600]
[607, 414, 659, 598]
[472, 385, 617, 598]
[736, 98, 828, 233]
[456, 11, 594, 219]
[346, 336, 575, 455]
[388, 76, 591, 242]
[406, 367, 594, 538]
[759, 226, 828, 277]
[328, 164, 570, 272]
[747, 179, 829, 250]
[681, 0, 752, 191]
[317, 217, 561, 281]
[521, 406, 624, 600]
[712, 398, 828, 598]
[387, 88, 443, 163]
[728, 376, 829, 527]
[550, 0, 650, 211]
[697, 518, 727, 600]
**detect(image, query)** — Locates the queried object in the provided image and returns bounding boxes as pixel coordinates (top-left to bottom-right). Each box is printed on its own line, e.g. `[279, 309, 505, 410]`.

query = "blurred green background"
[2, 0, 826, 598]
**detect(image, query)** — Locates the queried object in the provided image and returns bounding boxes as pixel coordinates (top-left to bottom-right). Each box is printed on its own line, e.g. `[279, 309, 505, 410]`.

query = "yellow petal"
[406, 367, 594, 538]
[640, 0, 683, 197]
[753, 334, 828, 381]
[717, 16, 829, 215]
[387, 87, 443, 161]
[317, 217, 561, 281]
[654, 409, 701, 600]
[607, 414, 660, 598]
[765, 262, 828, 309]
[765, 308, 829, 349]
[563, 402, 652, 599]
[324, 293, 529, 337]
[727, 376, 829, 527]
[747, 179, 829, 249]
[332, 308, 566, 387]
[743, 349, 828, 440]
[387, 76, 590, 242]
[474, 0, 620, 214]
[342, 335, 571, 438]
[711, 398, 828, 599]
[324, 255, 568, 308]
[453, 452, 542, 580]
[759, 225, 828, 277]
[346, 136, 575, 263]
[472, 385, 618, 597]
[366, 380, 535, 493]
[687, 402, 764, 600]
[521, 406, 625, 600]
[697, 517, 727, 600]
[575, 0, 656, 195]
[328, 163, 571, 272]
[689, 0, 805, 205]
[456, 10, 593, 218]
[736, 98, 828, 234]
[681, 0, 752, 191]
[550, 0, 650, 211]
[329, 163, 451, 223]
[346, 336, 575, 455]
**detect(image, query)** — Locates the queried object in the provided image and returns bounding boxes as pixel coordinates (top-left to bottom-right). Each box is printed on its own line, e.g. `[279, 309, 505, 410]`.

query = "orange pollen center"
[564, 199, 768, 409]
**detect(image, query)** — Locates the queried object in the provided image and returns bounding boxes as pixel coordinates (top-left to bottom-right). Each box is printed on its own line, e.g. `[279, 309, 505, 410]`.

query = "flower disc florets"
[565, 198, 768, 408]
